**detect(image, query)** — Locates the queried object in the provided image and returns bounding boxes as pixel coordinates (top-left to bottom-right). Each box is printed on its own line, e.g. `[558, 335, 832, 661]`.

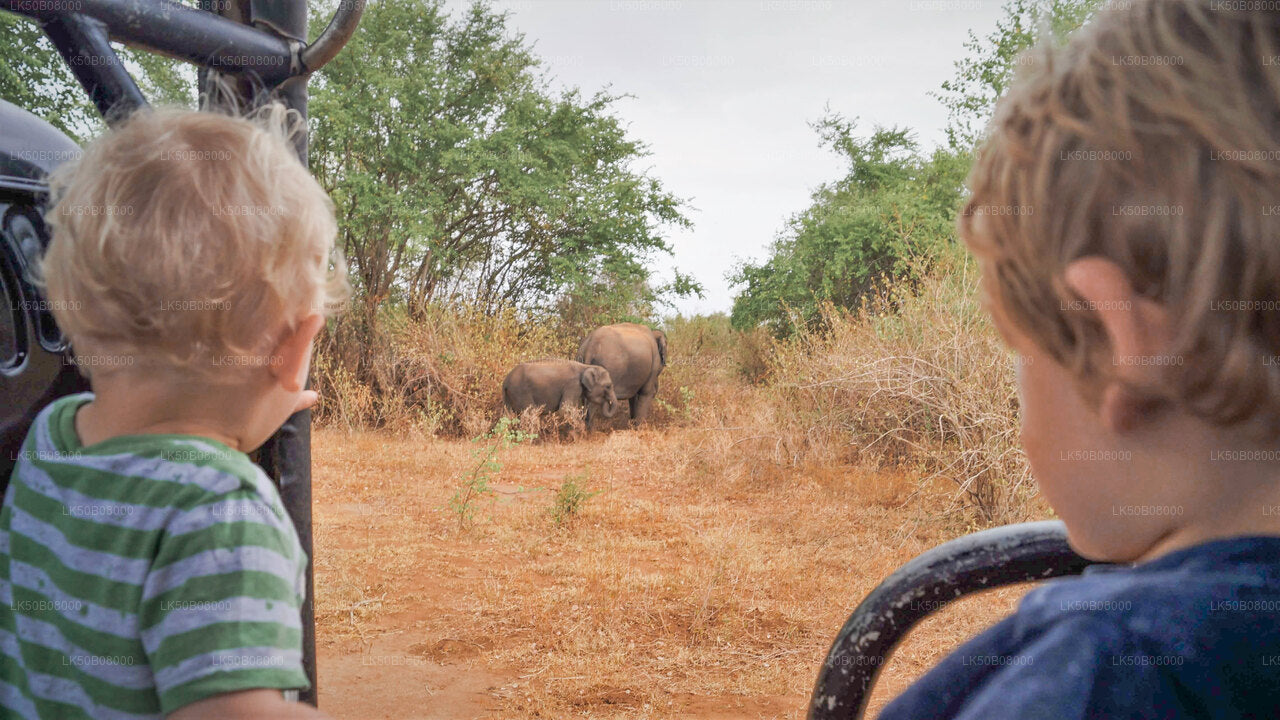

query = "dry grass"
[313, 303, 577, 436]
[764, 251, 1039, 525]
[312, 424, 1045, 719]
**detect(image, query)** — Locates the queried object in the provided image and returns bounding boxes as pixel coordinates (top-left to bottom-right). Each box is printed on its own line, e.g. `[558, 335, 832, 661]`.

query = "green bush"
[549, 472, 598, 527]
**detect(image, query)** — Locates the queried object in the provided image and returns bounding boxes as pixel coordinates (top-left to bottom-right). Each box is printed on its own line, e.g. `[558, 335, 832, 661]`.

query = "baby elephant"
[502, 360, 619, 426]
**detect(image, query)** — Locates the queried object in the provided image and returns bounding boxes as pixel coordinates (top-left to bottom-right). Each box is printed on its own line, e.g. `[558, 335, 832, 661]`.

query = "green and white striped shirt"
[0, 393, 309, 718]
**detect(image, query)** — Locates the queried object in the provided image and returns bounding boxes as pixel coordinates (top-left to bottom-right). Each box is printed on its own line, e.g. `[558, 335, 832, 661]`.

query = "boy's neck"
[76, 372, 252, 452]
[1139, 493, 1280, 564]
[1103, 428, 1280, 565]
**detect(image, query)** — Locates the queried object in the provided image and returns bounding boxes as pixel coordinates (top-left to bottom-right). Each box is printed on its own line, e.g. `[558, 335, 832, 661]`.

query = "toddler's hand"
[293, 390, 320, 415]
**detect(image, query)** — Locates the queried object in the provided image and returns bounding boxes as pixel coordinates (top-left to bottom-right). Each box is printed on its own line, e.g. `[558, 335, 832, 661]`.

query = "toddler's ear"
[269, 312, 325, 393]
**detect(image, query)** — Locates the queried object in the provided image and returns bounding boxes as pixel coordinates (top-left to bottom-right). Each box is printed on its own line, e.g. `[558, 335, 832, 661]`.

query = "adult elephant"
[576, 323, 667, 425]
[503, 360, 619, 425]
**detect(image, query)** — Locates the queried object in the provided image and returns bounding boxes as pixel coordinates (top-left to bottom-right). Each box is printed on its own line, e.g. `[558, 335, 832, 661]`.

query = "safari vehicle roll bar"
[1, 0, 364, 706]
[3, 0, 366, 120]
[808, 520, 1092, 719]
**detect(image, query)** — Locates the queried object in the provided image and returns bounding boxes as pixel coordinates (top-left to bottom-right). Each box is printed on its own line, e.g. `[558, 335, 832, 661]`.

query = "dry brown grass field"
[312, 426, 1044, 719]
[309, 259, 1051, 718]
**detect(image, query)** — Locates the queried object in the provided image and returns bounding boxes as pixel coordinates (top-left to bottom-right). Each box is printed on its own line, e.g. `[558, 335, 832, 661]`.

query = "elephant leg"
[631, 391, 656, 424]
[629, 377, 660, 425]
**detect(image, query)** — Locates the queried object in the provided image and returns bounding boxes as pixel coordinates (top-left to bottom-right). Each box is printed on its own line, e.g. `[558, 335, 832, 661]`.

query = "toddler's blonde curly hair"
[42, 103, 349, 381]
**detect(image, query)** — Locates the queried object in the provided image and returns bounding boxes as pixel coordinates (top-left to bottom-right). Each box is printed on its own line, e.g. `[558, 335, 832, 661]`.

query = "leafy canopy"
[729, 0, 1103, 335]
[729, 116, 968, 334]
[933, 0, 1103, 149]
[2, 0, 696, 328]
[308, 0, 698, 324]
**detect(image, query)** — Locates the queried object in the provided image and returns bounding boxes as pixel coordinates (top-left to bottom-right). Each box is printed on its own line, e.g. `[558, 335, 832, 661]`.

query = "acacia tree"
[307, 0, 695, 324]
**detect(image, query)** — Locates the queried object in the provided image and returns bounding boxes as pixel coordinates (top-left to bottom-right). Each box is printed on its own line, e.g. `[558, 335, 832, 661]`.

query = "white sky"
[442, 0, 1008, 315]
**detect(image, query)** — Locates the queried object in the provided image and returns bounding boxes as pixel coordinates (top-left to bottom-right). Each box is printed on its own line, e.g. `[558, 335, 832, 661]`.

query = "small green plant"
[449, 416, 535, 530]
[549, 472, 599, 527]
[656, 385, 697, 423]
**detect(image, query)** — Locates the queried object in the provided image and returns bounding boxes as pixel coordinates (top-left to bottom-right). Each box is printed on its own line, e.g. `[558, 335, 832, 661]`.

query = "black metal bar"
[2, 0, 297, 82]
[256, 410, 317, 706]
[41, 13, 147, 123]
[298, 0, 365, 73]
[808, 520, 1093, 720]
[238, 0, 318, 705]
[249, 0, 306, 41]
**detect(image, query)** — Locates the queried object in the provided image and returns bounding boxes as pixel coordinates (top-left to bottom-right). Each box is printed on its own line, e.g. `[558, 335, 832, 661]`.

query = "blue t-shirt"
[880, 536, 1280, 720]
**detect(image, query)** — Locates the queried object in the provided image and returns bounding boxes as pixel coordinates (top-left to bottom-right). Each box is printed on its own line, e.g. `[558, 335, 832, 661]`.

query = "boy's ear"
[268, 312, 325, 393]
[1063, 257, 1172, 434]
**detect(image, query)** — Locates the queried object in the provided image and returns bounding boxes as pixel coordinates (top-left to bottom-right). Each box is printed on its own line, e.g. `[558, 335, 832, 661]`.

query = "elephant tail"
[653, 329, 668, 368]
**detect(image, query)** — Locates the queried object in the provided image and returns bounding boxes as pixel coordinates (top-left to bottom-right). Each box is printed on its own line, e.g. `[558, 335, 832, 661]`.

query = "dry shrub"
[648, 314, 756, 430]
[311, 254, 1034, 522]
[311, 349, 374, 432]
[764, 250, 1036, 524]
[510, 403, 587, 444]
[735, 326, 777, 385]
[313, 303, 575, 435]
[515, 405, 547, 441]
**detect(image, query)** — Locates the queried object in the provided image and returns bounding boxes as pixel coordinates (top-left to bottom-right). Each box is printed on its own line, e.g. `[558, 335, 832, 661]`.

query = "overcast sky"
[442, 0, 1008, 315]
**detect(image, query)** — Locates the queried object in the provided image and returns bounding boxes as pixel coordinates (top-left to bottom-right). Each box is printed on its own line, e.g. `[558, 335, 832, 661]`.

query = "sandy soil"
[311, 426, 1039, 719]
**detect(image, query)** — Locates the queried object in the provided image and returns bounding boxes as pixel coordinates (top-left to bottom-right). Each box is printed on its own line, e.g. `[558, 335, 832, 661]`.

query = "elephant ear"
[581, 364, 605, 391]
[652, 330, 668, 367]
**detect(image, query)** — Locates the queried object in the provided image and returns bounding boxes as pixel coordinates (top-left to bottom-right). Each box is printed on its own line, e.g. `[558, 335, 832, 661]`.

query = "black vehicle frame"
[807, 520, 1091, 719]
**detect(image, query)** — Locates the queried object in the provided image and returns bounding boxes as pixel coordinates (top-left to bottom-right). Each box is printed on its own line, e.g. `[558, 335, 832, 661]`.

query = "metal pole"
[41, 13, 148, 122]
[198, 0, 319, 707]
[258, 407, 318, 707]
[2, 0, 297, 82]
[264, 83, 321, 705]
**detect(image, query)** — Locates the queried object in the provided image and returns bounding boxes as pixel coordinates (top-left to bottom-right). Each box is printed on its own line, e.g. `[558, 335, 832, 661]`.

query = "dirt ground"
[311, 426, 1041, 719]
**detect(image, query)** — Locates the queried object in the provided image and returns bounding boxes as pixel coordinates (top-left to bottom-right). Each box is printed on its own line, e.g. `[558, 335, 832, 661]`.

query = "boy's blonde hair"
[43, 104, 348, 380]
[963, 0, 1280, 431]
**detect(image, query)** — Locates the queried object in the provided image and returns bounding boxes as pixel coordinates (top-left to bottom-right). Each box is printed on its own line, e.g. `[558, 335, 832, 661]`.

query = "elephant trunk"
[602, 392, 619, 418]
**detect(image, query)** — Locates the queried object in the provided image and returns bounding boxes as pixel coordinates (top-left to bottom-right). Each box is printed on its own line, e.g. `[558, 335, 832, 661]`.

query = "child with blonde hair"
[882, 1, 1280, 717]
[2, 104, 346, 719]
